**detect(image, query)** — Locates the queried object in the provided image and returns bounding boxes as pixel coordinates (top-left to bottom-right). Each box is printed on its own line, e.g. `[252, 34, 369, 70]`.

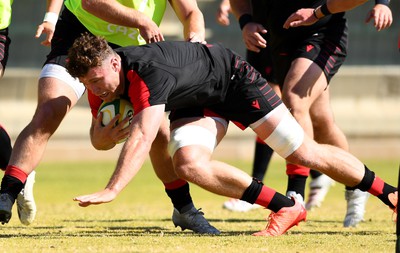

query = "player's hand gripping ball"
[98, 98, 134, 143]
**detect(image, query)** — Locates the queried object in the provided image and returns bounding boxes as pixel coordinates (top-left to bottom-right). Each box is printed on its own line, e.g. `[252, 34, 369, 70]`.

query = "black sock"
[241, 178, 263, 204]
[377, 184, 397, 208]
[268, 193, 295, 213]
[348, 165, 397, 208]
[310, 170, 322, 179]
[252, 142, 273, 180]
[241, 178, 294, 212]
[347, 165, 375, 191]
[165, 182, 193, 213]
[0, 175, 24, 201]
[286, 175, 307, 198]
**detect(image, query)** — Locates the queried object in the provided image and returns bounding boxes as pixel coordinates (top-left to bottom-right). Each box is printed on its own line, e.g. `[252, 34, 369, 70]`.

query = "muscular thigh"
[36, 76, 80, 116]
[282, 58, 327, 109]
[309, 86, 335, 128]
[271, 29, 347, 94]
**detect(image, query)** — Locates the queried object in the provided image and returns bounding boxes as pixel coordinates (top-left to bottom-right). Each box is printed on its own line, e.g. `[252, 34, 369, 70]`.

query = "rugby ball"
[98, 98, 134, 143]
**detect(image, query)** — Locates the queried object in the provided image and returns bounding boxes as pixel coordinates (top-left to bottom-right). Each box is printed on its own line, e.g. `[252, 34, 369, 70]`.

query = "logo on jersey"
[251, 100, 260, 109]
[107, 24, 144, 43]
[306, 45, 314, 52]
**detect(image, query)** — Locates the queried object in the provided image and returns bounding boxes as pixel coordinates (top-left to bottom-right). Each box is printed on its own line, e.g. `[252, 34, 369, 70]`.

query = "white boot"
[17, 170, 37, 225]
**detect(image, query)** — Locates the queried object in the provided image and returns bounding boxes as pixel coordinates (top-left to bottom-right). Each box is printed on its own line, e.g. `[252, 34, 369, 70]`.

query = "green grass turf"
[0, 158, 398, 253]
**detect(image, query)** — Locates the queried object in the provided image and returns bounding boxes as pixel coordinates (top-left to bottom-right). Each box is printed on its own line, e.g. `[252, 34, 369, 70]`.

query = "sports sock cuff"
[287, 175, 307, 197]
[286, 163, 310, 176]
[5, 165, 28, 183]
[164, 179, 188, 190]
[254, 186, 276, 208]
[353, 165, 375, 192]
[241, 178, 263, 204]
[368, 176, 385, 196]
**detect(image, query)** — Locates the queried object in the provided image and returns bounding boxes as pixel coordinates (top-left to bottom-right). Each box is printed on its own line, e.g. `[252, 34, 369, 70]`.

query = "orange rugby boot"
[253, 197, 306, 236]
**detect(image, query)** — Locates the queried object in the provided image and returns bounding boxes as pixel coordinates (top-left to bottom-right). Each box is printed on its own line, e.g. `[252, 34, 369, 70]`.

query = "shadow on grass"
[0, 229, 393, 238]
[0, 217, 394, 238]
[61, 218, 266, 223]
[0, 222, 394, 238]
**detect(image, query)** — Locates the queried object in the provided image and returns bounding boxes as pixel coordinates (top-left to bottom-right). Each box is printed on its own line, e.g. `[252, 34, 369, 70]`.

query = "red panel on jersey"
[127, 70, 151, 114]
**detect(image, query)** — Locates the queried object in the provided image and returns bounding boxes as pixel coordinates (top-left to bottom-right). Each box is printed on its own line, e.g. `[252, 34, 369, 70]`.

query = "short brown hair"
[66, 32, 115, 78]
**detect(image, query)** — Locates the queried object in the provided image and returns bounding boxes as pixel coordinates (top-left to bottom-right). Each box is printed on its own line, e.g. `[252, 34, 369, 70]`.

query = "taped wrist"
[43, 12, 59, 25]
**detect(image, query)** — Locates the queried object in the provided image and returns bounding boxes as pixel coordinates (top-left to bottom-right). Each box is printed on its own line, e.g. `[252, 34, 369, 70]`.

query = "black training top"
[88, 41, 282, 128]
[117, 41, 232, 114]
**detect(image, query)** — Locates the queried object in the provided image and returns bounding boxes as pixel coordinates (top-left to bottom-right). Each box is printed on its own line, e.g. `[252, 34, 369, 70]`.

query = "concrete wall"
[0, 66, 399, 161]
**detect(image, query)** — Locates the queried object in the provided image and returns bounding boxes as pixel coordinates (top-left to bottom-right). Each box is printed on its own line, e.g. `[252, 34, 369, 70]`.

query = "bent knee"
[34, 103, 67, 126]
[172, 148, 210, 180]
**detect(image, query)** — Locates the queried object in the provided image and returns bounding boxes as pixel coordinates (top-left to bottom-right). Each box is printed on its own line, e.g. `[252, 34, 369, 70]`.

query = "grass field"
[0, 158, 398, 253]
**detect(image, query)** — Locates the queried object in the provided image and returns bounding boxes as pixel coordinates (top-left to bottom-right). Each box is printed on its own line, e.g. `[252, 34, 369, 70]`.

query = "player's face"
[80, 56, 123, 102]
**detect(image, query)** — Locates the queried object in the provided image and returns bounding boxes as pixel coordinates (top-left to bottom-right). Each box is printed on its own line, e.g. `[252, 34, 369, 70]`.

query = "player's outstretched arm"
[74, 105, 165, 207]
[283, 0, 369, 28]
[73, 189, 118, 207]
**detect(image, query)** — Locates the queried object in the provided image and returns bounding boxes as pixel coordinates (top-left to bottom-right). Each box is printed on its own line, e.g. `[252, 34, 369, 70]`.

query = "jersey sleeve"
[87, 90, 103, 118]
[126, 69, 173, 114]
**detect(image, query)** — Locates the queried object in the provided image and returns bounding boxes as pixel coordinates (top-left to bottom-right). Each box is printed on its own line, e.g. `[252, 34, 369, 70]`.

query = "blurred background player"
[0, 0, 59, 225]
[0, 0, 220, 234]
[217, 0, 335, 214]
[224, 0, 392, 228]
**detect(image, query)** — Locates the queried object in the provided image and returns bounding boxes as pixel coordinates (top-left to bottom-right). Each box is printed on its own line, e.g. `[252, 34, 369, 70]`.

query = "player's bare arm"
[81, 0, 164, 43]
[170, 0, 206, 43]
[74, 105, 166, 207]
[35, 0, 64, 46]
[283, 0, 369, 28]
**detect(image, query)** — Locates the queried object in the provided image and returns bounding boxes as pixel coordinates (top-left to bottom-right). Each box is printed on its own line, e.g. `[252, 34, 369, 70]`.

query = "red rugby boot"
[253, 197, 306, 236]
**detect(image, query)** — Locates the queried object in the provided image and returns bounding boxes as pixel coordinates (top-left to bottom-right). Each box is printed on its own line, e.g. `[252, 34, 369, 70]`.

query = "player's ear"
[110, 56, 120, 72]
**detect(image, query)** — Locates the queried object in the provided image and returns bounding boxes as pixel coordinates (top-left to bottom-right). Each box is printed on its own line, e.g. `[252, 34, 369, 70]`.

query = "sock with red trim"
[241, 178, 294, 213]
[286, 163, 309, 198]
[0, 165, 27, 201]
[164, 179, 194, 213]
[350, 165, 397, 209]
